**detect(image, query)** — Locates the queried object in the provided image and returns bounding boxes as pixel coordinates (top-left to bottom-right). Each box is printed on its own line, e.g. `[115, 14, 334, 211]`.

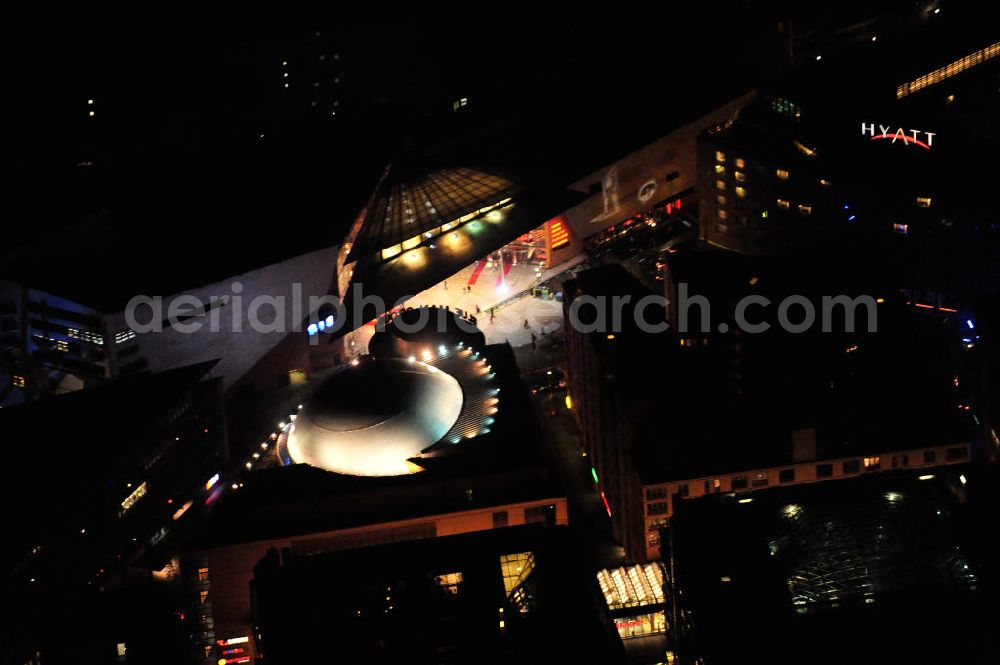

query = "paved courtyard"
[344, 254, 586, 357]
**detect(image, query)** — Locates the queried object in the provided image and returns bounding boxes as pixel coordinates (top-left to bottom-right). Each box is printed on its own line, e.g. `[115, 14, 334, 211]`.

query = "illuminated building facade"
[0, 361, 228, 665]
[183, 313, 571, 662]
[597, 563, 670, 660]
[697, 99, 841, 256]
[0, 281, 143, 405]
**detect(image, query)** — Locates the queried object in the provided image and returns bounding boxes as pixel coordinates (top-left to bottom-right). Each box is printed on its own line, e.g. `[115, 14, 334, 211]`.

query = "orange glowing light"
[549, 218, 571, 250]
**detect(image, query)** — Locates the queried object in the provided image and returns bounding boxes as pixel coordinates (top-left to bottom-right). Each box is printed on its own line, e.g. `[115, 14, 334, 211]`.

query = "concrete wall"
[105, 245, 339, 392]
[562, 92, 756, 239]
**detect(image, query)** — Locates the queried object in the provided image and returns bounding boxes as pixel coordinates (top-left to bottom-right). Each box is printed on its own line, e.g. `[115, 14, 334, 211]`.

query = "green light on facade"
[591, 467, 599, 484]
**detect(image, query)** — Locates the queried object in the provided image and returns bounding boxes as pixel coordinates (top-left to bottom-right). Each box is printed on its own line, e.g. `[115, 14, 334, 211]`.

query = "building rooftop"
[251, 525, 626, 664]
[348, 164, 519, 262]
[191, 342, 561, 550]
[669, 471, 994, 664]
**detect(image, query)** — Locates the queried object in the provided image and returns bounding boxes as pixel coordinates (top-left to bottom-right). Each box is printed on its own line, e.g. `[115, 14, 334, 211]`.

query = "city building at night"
[250, 525, 626, 664]
[596, 563, 670, 662]
[180, 310, 571, 662]
[697, 98, 843, 256]
[0, 280, 144, 405]
[564, 258, 979, 562]
[667, 471, 993, 664]
[5, 10, 1000, 665]
[0, 361, 228, 665]
[561, 265, 670, 563]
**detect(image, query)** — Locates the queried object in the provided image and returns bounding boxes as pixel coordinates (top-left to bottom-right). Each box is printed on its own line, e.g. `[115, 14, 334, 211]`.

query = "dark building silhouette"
[250, 525, 626, 665]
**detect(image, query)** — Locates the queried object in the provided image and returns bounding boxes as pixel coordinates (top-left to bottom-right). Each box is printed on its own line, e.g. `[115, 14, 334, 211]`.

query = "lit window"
[893, 223, 909, 235]
[646, 486, 669, 501]
[819, 178, 832, 186]
[500, 552, 535, 614]
[434, 572, 464, 597]
[716, 194, 728, 206]
[12, 375, 26, 389]
[716, 179, 726, 191]
[776, 168, 790, 180]
[794, 141, 817, 158]
[715, 150, 726, 163]
[798, 204, 812, 215]
[120, 481, 147, 515]
[648, 501, 669, 516]
[714, 164, 726, 175]
[777, 198, 790, 209]
[735, 157, 746, 168]
[897, 40, 1000, 98]
[734, 171, 746, 182]
[863, 456, 881, 469]
[718, 209, 728, 221]
[381, 244, 402, 260]
[751, 472, 769, 487]
[735, 186, 746, 199]
[916, 196, 932, 208]
[197, 567, 209, 582]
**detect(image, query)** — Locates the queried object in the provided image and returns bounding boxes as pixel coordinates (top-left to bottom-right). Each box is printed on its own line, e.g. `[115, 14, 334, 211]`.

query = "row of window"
[896, 40, 1000, 98]
[715, 150, 792, 181]
[492, 504, 556, 528]
[643, 445, 970, 523]
[775, 199, 812, 215]
[715, 151, 746, 169]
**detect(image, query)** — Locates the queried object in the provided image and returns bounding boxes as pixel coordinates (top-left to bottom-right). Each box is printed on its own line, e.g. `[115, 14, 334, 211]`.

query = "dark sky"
[0, 7, 921, 307]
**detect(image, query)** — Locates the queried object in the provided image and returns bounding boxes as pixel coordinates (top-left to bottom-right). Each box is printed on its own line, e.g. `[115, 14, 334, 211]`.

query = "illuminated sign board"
[861, 122, 935, 149]
[549, 218, 571, 250]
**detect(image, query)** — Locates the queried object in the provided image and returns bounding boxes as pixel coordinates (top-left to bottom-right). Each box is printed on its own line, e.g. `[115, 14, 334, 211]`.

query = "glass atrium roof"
[349, 166, 518, 261]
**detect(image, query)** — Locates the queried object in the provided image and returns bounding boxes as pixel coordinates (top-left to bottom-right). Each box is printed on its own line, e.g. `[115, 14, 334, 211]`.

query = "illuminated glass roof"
[349, 166, 518, 260]
[597, 564, 666, 611]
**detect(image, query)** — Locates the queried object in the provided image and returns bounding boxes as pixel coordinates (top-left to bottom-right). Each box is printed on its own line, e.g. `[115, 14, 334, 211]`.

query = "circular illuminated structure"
[286, 358, 464, 476]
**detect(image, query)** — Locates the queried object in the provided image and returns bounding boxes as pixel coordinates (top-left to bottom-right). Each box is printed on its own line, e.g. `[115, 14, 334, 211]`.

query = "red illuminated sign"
[861, 122, 935, 149]
[549, 218, 571, 250]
